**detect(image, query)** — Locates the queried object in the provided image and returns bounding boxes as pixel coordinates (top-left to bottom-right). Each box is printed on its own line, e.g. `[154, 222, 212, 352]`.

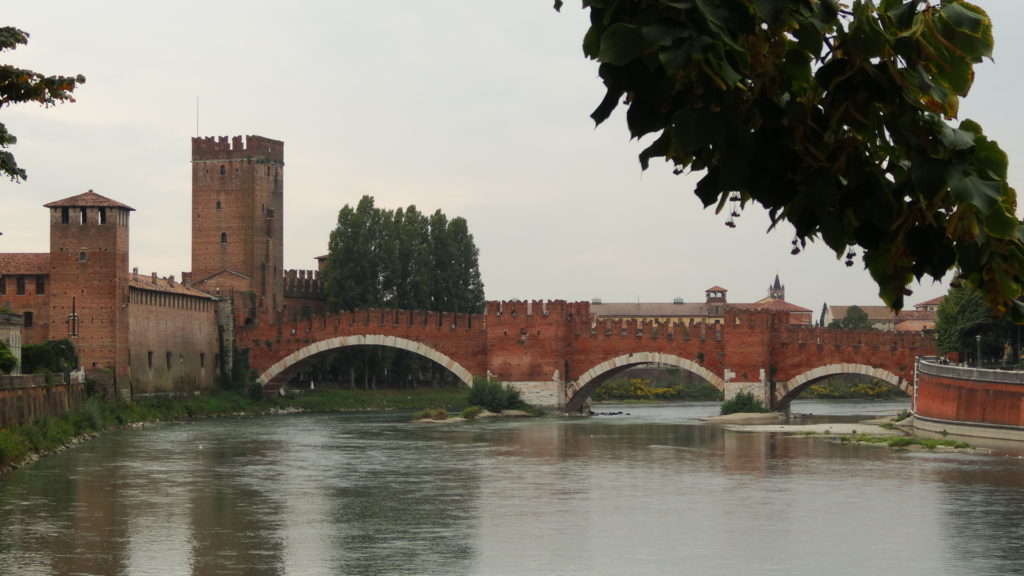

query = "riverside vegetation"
[0, 386, 472, 471]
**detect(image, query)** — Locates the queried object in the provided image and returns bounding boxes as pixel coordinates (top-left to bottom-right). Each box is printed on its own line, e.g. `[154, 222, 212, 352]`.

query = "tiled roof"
[43, 190, 135, 211]
[706, 285, 727, 292]
[593, 302, 709, 318]
[894, 320, 935, 332]
[731, 298, 812, 313]
[914, 295, 945, 308]
[0, 253, 49, 275]
[129, 273, 214, 298]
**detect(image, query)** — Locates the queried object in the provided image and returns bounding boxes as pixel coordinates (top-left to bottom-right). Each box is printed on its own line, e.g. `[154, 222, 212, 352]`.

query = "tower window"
[0, 278, 5, 295]
[61, 207, 70, 224]
[200, 352, 206, 368]
[98, 207, 106, 224]
[79, 251, 88, 262]
[220, 165, 226, 176]
[166, 352, 172, 370]
[147, 351, 153, 369]
[23, 311, 33, 328]
[16, 277, 25, 295]
[36, 277, 45, 295]
[216, 200, 222, 210]
[220, 232, 228, 244]
[79, 207, 87, 225]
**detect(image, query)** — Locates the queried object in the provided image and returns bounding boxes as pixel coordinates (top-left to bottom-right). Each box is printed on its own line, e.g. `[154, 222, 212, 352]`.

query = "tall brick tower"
[44, 191, 134, 388]
[190, 135, 284, 323]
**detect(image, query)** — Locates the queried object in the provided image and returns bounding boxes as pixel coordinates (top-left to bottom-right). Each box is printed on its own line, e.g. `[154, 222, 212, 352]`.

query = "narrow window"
[166, 352, 172, 370]
[220, 165, 226, 176]
[220, 232, 228, 244]
[0, 278, 5, 295]
[61, 207, 70, 224]
[35, 277, 45, 295]
[216, 200, 222, 210]
[98, 207, 106, 224]
[79, 207, 87, 225]
[16, 277, 25, 295]
[200, 352, 206, 368]
[147, 351, 153, 369]
[23, 311, 33, 328]
[79, 251, 88, 262]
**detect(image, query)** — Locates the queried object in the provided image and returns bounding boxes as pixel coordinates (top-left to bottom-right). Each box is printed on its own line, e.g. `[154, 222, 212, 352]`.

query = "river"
[2, 399, 1024, 576]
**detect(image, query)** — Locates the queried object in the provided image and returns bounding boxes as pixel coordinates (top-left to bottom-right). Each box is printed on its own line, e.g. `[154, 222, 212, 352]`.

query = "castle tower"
[190, 135, 284, 322]
[43, 191, 134, 386]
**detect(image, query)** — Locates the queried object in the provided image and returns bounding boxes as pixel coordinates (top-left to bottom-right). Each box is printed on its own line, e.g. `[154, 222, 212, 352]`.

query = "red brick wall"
[915, 362, 1024, 427]
[0, 375, 87, 429]
[127, 288, 220, 395]
[0, 274, 50, 346]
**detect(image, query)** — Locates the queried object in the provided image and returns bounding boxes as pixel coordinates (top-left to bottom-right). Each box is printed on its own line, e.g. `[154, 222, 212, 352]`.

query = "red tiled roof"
[730, 298, 812, 313]
[129, 273, 213, 298]
[43, 190, 135, 211]
[706, 285, 727, 292]
[0, 253, 49, 275]
[914, 295, 945, 308]
[894, 320, 935, 332]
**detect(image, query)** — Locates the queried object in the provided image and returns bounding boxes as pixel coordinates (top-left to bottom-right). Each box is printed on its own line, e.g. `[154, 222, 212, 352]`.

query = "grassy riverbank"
[0, 387, 469, 471]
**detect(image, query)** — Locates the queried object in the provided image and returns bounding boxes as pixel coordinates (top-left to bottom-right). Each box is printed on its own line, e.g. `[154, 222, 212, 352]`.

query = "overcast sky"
[3, 2, 1022, 313]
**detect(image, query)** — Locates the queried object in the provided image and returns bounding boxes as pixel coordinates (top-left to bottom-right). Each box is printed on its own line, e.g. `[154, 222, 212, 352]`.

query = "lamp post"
[976, 334, 982, 368]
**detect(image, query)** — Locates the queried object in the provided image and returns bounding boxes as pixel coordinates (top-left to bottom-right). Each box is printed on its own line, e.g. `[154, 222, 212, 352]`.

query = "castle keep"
[0, 135, 323, 396]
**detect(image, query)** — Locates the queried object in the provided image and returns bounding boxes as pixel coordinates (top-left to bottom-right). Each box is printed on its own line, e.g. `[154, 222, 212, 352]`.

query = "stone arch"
[257, 334, 473, 394]
[776, 363, 908, 409]
[565, 352, 725, 413]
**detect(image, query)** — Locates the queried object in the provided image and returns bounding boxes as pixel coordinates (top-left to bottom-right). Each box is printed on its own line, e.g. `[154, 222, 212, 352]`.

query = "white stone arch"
[566, 352, 725, 412]
[779, 363, 909, 402]
[257, 334, 473, 390]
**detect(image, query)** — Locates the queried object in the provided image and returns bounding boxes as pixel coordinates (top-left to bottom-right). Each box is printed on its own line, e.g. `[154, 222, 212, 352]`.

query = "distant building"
[820, 299, 939, 332]
[593, 276, 812, 326]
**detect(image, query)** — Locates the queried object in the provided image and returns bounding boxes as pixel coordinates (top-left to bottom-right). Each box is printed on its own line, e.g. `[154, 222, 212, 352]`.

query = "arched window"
[79, 251, 88, 262]
[220, 232, 228, 244]
[216, 200, 222, 210]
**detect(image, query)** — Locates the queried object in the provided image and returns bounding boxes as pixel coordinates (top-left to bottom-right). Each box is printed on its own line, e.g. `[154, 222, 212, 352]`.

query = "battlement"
[283, 269, 325, 298]
[486, 300, 591, 320]
[191, 135, 284, 164]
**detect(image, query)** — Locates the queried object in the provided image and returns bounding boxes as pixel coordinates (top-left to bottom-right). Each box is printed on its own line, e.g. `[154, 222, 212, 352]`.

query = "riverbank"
[0, 387, 469, 474]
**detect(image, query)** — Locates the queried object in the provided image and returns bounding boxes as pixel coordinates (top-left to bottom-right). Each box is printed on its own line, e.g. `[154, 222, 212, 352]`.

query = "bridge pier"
[724, 380, 770, 407]
[506, 380, 566, 410]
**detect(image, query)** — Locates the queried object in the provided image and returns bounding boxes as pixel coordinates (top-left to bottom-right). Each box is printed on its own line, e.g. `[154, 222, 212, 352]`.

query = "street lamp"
[976, 334, 982, 368]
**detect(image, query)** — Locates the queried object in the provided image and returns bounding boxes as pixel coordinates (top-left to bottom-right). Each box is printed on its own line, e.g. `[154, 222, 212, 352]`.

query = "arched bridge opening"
[565, 353, 726, 413]
[774, 364, 910, 411]
[256, 335, 474, 396]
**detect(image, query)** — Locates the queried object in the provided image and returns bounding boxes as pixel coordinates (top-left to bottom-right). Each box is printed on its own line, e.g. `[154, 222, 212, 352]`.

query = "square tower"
[190, 135, 284, 323]
[44, 190, 133, 385]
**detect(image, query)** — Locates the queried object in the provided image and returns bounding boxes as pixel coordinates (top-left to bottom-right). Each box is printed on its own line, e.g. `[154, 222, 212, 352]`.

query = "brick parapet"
[282, 269, 325, 298]
[191, 135, 284, 164]
[915, 358, 1024, 428]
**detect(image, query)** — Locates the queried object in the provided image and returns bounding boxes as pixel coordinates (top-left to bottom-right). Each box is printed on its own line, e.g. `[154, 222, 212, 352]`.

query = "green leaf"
[938, 124, 975, 150]
[947, 166, 1002, 214]
[597, 23, 645, 66]
[985, 208, 1020, 240]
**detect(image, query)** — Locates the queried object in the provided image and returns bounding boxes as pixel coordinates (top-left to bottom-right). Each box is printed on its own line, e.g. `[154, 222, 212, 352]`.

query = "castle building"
[0, 134, 321, 396]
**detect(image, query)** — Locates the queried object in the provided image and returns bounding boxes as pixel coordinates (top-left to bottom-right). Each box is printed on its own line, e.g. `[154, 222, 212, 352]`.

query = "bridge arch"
[566, 352, 726, 413]
[256, 334, 474, 394]
[776, 363, 909, 409]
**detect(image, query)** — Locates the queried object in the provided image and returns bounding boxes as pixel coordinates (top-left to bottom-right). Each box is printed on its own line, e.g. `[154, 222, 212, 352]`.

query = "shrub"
[461, 405, 483, 420]
[468, 378, 522, 412]
[412, 408, 449, 421]
[719, 391, 770, 415]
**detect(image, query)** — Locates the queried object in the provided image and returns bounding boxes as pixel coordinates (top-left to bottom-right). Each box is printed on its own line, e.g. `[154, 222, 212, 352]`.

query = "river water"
[2, 399, 1024, 576]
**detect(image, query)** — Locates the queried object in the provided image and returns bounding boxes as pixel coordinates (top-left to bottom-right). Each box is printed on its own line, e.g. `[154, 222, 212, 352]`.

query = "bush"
[468, 378, 522, 413]
[460, 405, 483, 420]
[412, 408, 449, 421]
[720, 391, 771, 415]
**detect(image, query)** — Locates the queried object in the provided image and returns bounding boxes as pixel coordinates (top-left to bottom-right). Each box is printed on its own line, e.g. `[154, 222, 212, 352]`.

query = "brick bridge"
[242, 300, 934, 411]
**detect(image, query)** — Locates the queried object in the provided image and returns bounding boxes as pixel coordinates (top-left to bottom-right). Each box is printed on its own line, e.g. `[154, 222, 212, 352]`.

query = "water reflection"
[4, 401, 1024, 575]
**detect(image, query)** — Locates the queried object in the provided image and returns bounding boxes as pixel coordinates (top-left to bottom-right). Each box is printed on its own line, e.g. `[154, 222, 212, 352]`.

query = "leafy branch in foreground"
[557, 0, 1021, 317]
[1, 27, 86, 182]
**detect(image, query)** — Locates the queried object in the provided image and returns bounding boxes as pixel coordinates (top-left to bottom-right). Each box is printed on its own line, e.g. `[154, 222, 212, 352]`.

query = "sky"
[3, 2, 1023, 315]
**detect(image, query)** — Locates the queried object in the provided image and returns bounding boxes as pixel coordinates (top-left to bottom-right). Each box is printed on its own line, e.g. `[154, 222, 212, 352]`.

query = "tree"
[828, 305, 873, 330]
[935, 283, 1013, 363]
[0, 340, 16, 374]
[557, 1, 1021, 317]
[1, 27, 85, 181]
